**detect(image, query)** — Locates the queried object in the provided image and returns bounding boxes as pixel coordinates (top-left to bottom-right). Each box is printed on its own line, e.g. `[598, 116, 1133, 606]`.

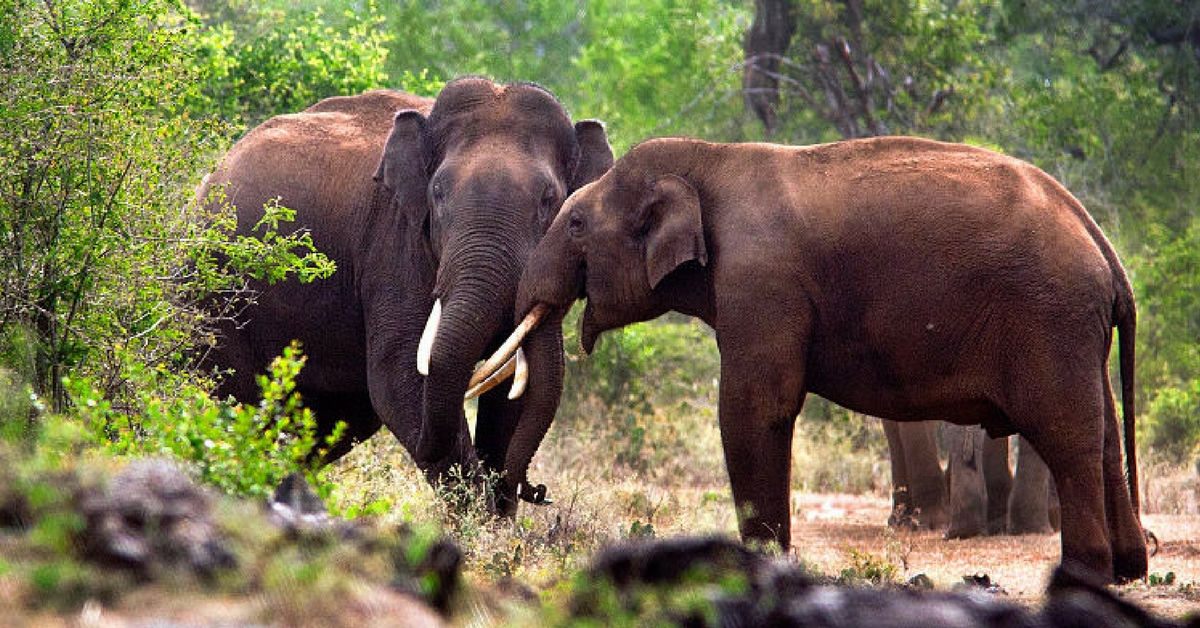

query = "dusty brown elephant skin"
[198, 79, 613, 512]
[497, 136, 1146, 584]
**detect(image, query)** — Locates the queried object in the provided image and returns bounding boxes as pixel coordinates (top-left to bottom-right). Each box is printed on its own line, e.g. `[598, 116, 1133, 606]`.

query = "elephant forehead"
[427, 87, 577, 169]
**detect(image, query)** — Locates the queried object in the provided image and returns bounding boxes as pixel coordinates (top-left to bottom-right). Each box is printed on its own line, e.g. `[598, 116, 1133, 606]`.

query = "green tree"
[0, 0, 332, 422]
[569, 0, 750, 151]
[0, 0, 206, 410]
[184, 0, 394, 129]
[744, 0, 996, 142]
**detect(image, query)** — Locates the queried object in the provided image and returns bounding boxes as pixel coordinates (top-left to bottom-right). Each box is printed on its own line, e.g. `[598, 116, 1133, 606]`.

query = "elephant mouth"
[580, 300, 600, 354]
[417, 297, 535, 401]
[460, 302, 550, 399]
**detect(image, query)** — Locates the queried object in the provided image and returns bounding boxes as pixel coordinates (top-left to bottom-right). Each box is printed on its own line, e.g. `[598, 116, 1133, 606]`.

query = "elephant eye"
[538, 183, 559, 225]
[430, 181, 446, 204]
[567, 210, 586, 238]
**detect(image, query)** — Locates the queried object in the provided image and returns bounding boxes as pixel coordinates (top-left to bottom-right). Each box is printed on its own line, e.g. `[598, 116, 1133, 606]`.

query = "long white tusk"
[416, 298, 441, 376]
[464, 351, 518, 400]
[507, 347, 528, 400]
[467, 303, 549, 389]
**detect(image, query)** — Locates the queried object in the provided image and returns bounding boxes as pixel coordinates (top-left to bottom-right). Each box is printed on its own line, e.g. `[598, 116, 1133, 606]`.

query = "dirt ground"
[788, 492, 1200, 619]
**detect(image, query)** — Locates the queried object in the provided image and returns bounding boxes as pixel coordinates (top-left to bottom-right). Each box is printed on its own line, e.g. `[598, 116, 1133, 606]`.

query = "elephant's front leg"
[475, 388, 522, 516]
[716, 331, 808, 550]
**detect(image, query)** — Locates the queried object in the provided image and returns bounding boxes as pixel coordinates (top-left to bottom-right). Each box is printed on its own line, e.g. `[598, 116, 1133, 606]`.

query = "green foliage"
[382, 0, 586, 87]
[837, 547, 899, 585]
[191, 193, 337, 292]
[1144, 380, 1200, 463]
[569, 0, 750, 151]
[563, 310, 718, 414]
[66, 342, 339, 499]
[184, 0, 392, 128]
[1149, 571, 1177, 586]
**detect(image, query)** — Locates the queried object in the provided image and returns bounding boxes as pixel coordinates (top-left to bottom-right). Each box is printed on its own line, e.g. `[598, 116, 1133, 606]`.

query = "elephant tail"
[1115, 273, 1139, 516]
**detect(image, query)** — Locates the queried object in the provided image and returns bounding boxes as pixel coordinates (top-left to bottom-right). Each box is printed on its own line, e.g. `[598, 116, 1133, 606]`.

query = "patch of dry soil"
[789, 492, 1200, 619]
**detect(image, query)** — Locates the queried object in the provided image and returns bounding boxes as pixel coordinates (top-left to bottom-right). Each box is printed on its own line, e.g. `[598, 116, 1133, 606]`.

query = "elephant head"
[371, 78, 612, 509]
[467, 155, 710, 496]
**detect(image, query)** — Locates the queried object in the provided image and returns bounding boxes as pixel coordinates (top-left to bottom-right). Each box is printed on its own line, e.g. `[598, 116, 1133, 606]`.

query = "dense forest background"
[1, 0, 1198, 505]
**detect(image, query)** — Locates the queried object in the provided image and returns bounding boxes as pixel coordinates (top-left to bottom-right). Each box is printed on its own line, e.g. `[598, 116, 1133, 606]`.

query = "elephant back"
[303, 89, 434, 135]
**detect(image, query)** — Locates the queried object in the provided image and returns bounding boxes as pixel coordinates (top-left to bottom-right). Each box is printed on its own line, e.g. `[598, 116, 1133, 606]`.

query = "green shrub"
[1145, 379, 1200, 463]
[837, 547, 899, 586]
[65, 342, 339, 500]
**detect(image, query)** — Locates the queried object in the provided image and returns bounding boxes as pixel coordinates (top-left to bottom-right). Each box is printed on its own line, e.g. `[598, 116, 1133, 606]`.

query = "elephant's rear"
[1025, 162, 1140, 515]
[197, 91, 432, 401]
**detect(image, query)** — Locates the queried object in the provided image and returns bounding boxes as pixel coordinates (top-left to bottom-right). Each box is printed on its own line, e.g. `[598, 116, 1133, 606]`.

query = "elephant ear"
[639, 175, 707, 289]
[569, 120, 613, 192]
[373, 109, 432, 230]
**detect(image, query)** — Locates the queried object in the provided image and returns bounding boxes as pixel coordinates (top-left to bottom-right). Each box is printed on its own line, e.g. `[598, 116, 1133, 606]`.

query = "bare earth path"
[788, 492, 1200, 618]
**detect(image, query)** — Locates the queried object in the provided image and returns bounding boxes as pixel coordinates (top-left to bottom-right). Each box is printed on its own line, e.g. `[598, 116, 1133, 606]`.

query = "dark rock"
[266, 471, 365, 540]
[571, 536, 1187, 628]
[392, 524, 463, 616]
[266, 472, 463, 616]
[78, 459, 237, 579]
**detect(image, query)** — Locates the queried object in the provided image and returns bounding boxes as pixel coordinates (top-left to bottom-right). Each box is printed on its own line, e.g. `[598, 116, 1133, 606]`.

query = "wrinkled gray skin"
[943, 424, 1061, 539]
[884, 421, 1059, 537]
[512, 137, 1145, 583]
[883, 420, 950, 530]
[199, 79, 612, 513]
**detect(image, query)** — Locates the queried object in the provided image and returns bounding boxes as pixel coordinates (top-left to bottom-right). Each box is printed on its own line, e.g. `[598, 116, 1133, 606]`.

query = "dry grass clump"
[324, 389, 1200, 621]
[324, 395, 892, 591]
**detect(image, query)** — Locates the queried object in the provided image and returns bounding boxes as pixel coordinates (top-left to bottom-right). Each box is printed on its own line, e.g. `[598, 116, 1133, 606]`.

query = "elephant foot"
[1008, 505, 1055, 535]
[1008, 519, 1055, 535]
[945, 519, 985, 540]
[1112, 535, 1149, 584]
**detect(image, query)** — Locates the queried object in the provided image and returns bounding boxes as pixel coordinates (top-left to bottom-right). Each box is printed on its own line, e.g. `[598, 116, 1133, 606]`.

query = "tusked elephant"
[476, 136, 1147, 584]
[197, 78, 613, 512]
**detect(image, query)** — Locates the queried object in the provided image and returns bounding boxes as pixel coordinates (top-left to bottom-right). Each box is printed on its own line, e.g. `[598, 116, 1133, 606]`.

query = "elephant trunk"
[416, 266, 515, 475]
[501, 308, 565, 500]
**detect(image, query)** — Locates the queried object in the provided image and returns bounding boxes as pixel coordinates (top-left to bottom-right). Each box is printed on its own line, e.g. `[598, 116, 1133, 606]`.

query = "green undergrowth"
[0, 442, 458, 626]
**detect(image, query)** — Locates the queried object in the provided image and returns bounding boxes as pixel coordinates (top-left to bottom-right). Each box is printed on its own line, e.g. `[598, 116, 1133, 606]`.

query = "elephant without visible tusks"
[884, 420, 1059, 537]
[197, 79, 612, 513]
[481, 136, 1146, 584]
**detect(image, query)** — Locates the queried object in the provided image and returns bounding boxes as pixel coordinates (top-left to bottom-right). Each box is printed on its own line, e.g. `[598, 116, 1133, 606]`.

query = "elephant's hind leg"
[1014, 386, 1115, 583]
[1101, 375, 1148, 583]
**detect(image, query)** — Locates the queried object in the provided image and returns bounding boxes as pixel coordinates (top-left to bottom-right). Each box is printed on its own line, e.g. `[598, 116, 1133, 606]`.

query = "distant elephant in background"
[484, 136, 1146, 583]
[883, 420, 949, 530]
[198, 78, 612, 512]
[884, 420, 1060, 538]
[943, 424, 1061, 539]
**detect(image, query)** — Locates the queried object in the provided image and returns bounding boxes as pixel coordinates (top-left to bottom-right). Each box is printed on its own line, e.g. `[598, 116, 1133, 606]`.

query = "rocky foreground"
[1, 456, 1197, 628]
